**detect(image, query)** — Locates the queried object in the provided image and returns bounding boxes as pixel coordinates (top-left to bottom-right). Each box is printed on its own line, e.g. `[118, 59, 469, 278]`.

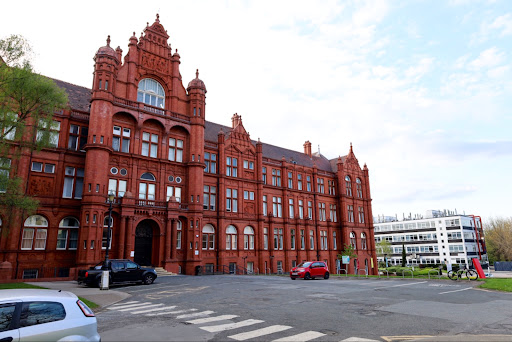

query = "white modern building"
[374, 210, 487, 268]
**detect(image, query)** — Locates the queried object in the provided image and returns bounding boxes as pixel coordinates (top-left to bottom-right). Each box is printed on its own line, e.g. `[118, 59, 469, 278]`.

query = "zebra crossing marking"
[228, 325, 292, 341]
[110, 300, 139, 307]
[146, 308, 198, 316]
[117, 303, 163, 312]
[130, 305, 176, 314]
[107, 302, 152, 310]
[200, 319, 264, 333]
[186, 314, 239, 324]
[108, 300, 329, 342]
[176, 310, 215, 319]
[272, 331, 326, 341]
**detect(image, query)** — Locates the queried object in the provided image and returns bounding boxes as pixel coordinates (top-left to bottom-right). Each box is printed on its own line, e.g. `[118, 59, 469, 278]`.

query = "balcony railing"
[113, 97, 190, 122]
[137, 200, 167, 208]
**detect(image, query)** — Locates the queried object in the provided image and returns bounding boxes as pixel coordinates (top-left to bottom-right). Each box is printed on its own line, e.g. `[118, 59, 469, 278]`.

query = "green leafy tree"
[0, 34, 68, 239]
[484, 217, 512, 263]
[376, 240, 392, 267]
[401, 243, 406, 267]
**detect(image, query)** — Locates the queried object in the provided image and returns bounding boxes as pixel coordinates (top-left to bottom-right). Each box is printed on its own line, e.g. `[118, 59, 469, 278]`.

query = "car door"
[125, 261, 142, 282]
[312, 262, 322, 277]
[0, 302, 20, 342]
[110, 261, 126, 283]
[18, 301, 66, 341]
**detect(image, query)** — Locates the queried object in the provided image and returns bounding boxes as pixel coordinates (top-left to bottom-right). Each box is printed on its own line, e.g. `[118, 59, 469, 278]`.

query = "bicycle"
[447, 267, 478, 281]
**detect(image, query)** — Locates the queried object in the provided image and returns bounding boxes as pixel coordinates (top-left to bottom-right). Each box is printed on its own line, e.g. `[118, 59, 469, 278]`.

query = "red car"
[290, 261, 329, 280]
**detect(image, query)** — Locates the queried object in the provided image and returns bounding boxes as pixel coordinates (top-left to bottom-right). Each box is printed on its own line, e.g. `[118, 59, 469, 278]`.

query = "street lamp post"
[242, 256, 247, 274]
[100, 191, 115, 290]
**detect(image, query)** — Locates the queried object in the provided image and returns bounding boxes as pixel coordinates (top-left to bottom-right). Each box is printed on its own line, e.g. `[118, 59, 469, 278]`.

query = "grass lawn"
[0, 282, 99, 309]
[0, 283, 47, 290]
[478, 278, 512, 292]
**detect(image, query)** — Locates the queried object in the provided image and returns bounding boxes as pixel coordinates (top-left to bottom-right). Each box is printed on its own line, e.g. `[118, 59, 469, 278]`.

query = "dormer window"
[137, 78, 165, 108]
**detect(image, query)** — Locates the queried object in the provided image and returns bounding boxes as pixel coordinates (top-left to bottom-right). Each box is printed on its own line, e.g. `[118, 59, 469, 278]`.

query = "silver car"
[0, 289, 100, 341]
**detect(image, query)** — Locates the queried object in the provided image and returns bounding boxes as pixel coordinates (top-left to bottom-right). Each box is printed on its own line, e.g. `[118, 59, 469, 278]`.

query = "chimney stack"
[303, 141, 312, 157]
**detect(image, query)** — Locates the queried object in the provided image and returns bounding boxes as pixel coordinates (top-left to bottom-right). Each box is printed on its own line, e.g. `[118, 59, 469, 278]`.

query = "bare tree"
[484, 217, 512, 262]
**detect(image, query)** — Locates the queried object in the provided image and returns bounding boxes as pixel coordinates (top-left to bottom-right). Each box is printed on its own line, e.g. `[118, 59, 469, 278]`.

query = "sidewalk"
[27, 281, 130, 310]
[486, 271, 512, 278]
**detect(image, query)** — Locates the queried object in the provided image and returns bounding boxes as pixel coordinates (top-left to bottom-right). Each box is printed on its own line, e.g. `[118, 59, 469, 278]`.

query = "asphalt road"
[96, 275, 512, 341]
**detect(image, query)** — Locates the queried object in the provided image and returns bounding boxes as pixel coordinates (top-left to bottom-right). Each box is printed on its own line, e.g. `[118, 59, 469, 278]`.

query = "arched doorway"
[134, 220, 156, 266]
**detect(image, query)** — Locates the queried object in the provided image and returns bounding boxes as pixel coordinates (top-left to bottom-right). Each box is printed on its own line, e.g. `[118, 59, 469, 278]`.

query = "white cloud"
[489, 13, 512, 36]
[405, 57, 434, 81]
[468, 47, 505, 69]
[1, 0, 511, 219]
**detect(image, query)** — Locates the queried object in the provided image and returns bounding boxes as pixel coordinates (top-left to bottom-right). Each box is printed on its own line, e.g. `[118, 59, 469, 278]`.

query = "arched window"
[176, 220, 182, 249]
[345, 176, 352, 196]
[139, 173, 156, 202]
[137, 78, 165, 108]
[57, 217, 79, 250]
[202, 224, 215, 250]
[22, 215, 48, 250]
[140, 172, 156, 181]
[356, 178, 363, 198]
[226, 225, 237, 250]
[244, 226, 254, 250]
[350, 231, 357, 250]
[102, 216, 113, 249]
[361, 232, 367, 250]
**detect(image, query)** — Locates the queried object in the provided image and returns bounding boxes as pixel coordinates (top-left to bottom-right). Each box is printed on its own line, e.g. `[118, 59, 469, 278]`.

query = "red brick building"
[0, 16, 377, 278]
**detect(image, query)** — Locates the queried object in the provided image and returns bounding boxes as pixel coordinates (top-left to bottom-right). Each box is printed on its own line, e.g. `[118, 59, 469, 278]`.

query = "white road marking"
[110, 301, 139, 307]
[186, 315, 239, 324]
[229, 325, 292, 340]
[146, 308, 198, 316]
[176, 310, 215, 319]
[130, 305, 175, 314]
[126, 283, 190, 293]
[117, 303, 164, 312]
[107, 302, 152, 310]
[272, 331, 326, 341]
[200, 319, 264, 333]
[439, 287, 473, 295]
[377, 281, 428, 289]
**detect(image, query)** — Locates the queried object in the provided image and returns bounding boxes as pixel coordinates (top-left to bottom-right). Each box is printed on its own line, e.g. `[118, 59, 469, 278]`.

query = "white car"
[0, 289, 100, 341]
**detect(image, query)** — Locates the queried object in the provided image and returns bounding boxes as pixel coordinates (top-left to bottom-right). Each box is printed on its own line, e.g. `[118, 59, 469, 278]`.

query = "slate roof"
[52, 78, 91, 112]
[56, 80, 341, 173]
[203, 120, 338, 173]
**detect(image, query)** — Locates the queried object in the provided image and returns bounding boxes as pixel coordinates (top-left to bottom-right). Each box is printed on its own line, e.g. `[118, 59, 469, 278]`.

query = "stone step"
[153, 267, 177, 276]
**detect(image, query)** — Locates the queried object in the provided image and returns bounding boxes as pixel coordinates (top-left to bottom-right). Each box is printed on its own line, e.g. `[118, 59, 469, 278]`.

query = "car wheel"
[304, 272, 311, 280]
[143, 274, 155, 285]
[324, 272, 330, 279]
[96, 277, 102, 288]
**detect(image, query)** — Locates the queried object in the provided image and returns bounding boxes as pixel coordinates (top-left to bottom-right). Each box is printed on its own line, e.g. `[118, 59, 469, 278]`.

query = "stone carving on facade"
[29, 178, 53, 196]
[141, 53, 167, 73]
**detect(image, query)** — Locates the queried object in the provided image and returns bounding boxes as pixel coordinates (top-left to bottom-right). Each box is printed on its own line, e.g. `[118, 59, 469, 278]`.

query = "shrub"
[386, 267, 398, 274]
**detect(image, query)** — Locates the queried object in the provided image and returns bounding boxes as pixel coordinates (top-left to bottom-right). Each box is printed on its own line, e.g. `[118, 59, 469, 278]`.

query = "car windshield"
[297, 262, 312, 268]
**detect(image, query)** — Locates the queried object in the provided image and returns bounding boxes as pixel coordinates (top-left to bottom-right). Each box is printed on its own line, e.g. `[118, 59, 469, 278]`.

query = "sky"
[2, 0, 511, 222]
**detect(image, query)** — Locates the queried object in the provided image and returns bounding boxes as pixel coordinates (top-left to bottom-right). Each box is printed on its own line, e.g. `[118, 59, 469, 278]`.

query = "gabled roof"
[203, 121, 338, 173]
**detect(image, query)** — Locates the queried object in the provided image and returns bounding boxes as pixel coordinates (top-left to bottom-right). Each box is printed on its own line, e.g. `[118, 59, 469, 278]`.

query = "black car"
[77, 259, 157, 287]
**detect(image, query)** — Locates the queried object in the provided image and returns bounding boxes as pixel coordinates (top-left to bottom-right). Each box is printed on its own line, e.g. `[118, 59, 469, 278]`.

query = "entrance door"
[134, 222, 153, 266]
[229, 262, 236, 274]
